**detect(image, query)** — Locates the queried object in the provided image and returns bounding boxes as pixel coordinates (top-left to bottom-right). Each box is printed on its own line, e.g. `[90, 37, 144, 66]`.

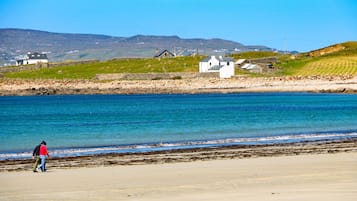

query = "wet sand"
[0, 139, 356, 172]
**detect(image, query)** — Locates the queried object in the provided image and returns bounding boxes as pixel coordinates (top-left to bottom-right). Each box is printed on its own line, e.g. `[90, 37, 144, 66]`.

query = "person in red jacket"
[32, 141, 44, 172]
[37, 141, 49, 172]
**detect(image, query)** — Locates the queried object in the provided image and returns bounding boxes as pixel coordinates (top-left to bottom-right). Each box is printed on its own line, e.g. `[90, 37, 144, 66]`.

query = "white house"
[16, 52, 48, 66]
[199, 55, 235, 78]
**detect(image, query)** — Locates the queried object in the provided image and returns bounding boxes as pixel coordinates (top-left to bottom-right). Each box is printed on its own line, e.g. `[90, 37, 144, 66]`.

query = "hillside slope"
[280, 41, 357, 76]
[0, 28, 272, 66]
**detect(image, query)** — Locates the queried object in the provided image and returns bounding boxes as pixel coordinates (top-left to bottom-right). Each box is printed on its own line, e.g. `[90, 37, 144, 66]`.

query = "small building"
[154, 49, 175, 58]
[238, 57, 276, 73]
[199, 56, 235, 78]
[16, 52, 48, 66]
[240, 63, 263, 73]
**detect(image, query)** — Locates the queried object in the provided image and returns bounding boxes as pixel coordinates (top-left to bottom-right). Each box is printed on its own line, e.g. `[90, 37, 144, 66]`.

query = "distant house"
[16, 52, 48, 66]
[154, 49, 175, 58]
[199, 56, 235, 78]
[238, 57, 276, 73]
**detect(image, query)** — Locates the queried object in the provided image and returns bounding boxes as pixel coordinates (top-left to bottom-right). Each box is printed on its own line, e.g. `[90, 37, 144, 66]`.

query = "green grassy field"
[5, 56, 205, 79]
[293, 56, 357, 76]
[230, 51, 280, 60]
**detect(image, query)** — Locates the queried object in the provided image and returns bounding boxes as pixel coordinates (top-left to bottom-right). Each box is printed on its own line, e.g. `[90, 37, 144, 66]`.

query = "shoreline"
[2, 132, 357, 161]
[1, 138, 356, 172]
[1, 76, 357, 95]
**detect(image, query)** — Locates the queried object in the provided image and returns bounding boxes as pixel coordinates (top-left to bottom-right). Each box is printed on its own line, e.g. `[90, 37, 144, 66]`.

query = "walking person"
[32, 141, 42, 172]
[37, 141, 49, 172]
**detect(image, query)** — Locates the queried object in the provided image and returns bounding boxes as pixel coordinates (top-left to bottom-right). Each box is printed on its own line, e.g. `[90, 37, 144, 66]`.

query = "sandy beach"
[1, 76, 357, 95]
[1, 152, 356, 201]
[1, 139, 357, 201]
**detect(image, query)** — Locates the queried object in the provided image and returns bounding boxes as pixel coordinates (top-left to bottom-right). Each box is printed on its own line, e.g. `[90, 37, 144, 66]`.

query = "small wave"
[1, 132, 356, 160]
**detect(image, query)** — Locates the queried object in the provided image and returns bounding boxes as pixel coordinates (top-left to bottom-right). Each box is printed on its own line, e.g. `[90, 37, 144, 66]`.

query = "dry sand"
[0, 152, 356, 201]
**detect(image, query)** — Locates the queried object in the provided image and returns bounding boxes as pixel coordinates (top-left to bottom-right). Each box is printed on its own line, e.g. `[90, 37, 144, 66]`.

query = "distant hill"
[0, 28, 274, 66]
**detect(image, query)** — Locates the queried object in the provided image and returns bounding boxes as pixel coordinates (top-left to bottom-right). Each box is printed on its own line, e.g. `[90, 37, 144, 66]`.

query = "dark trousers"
[33, 156, 40, 171]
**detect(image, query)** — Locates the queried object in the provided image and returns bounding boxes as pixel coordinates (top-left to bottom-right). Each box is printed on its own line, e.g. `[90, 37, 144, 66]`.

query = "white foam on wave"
[1, 132, 356, 160]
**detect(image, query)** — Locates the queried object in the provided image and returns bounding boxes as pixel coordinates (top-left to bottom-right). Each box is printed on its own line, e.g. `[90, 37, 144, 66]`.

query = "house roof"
[200, 56, 234, 62]
[200, 57, 213, 62]
[241, 63, 261, 70]
[27, 52, 48, 60]
[219, 57, 234, 62]
[235, 59, 246, 65]
[154, 49, 175, 57]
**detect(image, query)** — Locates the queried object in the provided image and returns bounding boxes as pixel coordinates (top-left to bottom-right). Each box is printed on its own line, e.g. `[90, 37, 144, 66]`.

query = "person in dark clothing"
[32, 141, 45, 172]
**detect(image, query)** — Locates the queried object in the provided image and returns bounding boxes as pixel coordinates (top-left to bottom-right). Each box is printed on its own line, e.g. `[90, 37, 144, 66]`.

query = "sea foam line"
[1, 132, 356, 160]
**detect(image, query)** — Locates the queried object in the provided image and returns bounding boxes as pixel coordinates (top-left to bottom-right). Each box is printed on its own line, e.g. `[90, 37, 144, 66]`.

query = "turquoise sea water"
[0, 93, 357, 160]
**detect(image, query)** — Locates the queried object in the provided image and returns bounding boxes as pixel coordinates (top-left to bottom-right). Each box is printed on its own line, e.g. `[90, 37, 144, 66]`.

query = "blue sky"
[0, 0, 356, 52]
